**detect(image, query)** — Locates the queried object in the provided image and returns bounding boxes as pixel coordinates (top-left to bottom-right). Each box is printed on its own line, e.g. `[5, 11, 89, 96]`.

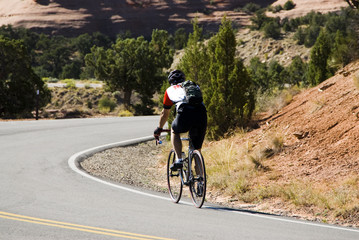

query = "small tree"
[294, 27, 305, 45]
[331, 30, 350, 69]
[242, 3, 262, 13]
[304, 24, 321, 47]
[307, 29, 332, 86]
[86, 37, 147, 109]
[283, 0, 296, 10]
[268, 60, 285, 89]
[263, 20, 281, 39]
[150, 29, 174, 69]
[250, 10, 271, 30]
[0, 38, 50, 118]
[248, 57, 269, 92]
[85, 30, 172, 111]
[173, 28, 188, 49]
[177, 19, 208, 86]
[206, 17, 254, 139]
[286, 56, 308, 86]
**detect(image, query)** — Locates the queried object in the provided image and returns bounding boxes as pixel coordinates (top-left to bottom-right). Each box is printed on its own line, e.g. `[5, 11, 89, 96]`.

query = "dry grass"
[353, 72, 359, 90]
[255, 86, 302, 116]
[310, 97, 327, 114]
[278, 176, 359, 223]
[118, 110, 134, 117]
[203, 132, 253, 195]
[202, 128, 285, 201]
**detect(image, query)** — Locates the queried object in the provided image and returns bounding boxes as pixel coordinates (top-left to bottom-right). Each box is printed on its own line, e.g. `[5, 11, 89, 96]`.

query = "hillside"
[260, 62, 359, 185]
[204, 61, 359, 226]
[0, 0, 348, 38]
[0, 0, 255, 37]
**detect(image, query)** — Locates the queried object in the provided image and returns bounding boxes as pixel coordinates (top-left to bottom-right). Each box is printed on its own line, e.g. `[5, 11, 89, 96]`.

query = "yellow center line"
[0, 211, 174, 240]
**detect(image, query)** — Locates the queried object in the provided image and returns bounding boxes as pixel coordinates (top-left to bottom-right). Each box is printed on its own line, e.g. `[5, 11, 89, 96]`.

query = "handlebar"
[155, 129, 171, 145]
[155, 129, 190, 145]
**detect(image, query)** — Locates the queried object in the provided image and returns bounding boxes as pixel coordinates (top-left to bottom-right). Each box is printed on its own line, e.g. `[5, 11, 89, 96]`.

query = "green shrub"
[98, 96, 117, 113]
[63, 79, 76, 89]
[283, 0, 296, 11]
[43, 77, 59, 83]
[112, 91, 122, 103]
[304, 25, 321, 47]
[118, 110, 134, 117]
[86, 101, 93, 109]
[250, 10, 272, 30]
[263, 21, 281, 39]
[272, 5, 283, 13]
[173, 28, 188, 49]
[282, 18, 292, 32]
[241, 3, 262, 13]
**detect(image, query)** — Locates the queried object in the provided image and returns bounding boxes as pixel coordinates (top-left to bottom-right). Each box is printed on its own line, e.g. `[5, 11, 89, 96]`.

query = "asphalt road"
[1, 117, 358, 240]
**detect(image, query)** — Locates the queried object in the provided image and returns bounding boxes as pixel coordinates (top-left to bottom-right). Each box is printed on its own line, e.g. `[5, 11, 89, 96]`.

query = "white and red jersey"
[163, 84, 186, 110]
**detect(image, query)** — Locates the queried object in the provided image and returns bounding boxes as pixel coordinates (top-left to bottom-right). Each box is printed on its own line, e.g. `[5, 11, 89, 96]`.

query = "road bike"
[156, 130, 206, 208]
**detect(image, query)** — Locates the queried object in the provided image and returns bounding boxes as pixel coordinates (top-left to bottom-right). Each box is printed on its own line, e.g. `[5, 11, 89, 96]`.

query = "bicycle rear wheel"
[167, 149, 183, 203]
[189, 150, 206, 208]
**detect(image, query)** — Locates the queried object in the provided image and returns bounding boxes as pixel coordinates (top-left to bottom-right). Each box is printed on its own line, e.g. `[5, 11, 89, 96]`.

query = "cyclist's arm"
[159, 89, 173, 129]
[159, 108, 170, 129]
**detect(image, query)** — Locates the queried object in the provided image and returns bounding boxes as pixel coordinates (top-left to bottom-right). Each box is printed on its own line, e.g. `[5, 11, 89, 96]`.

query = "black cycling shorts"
[171, 104, 207, 149]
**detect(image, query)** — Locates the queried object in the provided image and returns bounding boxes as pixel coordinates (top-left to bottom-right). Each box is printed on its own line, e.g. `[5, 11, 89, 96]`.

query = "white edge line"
[68, 136, 359, 234]
[228, 209, 359, 233]
[68, 135, 192, 205]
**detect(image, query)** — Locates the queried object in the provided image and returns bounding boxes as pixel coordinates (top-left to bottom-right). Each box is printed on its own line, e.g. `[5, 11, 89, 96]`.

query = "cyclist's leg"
[189, 104, 207, 151]
[189, 105, 207, 175]
[171, 130, 182, 160]
[171, 105, 192, 159]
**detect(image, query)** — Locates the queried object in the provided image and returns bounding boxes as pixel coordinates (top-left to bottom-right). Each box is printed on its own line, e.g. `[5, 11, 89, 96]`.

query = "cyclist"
[154, 70, 207, 170]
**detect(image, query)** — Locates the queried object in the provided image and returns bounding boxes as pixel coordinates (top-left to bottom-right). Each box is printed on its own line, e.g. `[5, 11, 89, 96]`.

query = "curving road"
[0, 117, 358, 240]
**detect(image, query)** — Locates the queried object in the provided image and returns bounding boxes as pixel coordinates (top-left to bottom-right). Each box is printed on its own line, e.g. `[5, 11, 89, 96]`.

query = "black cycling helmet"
[168, 70, 185, 85]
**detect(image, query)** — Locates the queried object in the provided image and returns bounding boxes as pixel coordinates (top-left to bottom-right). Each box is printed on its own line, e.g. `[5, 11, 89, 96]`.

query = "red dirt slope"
[0, 0, 259, 37]
[264, 61, 359, 184]
[0, 0, 349, 37]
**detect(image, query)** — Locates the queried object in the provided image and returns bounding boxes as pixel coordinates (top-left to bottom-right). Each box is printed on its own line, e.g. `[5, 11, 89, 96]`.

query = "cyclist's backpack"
[180, 80, 203, 105]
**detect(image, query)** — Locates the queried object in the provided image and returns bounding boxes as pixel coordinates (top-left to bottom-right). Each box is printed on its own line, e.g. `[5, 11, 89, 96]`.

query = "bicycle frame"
[180, 137, 193, 186]
[156, 132, 194, 185]
[158, 128, 206, 208]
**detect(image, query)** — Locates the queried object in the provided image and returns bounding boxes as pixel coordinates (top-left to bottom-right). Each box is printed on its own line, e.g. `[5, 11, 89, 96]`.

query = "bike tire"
[167, 149, 183, 203]
[189, 150, 206, 208]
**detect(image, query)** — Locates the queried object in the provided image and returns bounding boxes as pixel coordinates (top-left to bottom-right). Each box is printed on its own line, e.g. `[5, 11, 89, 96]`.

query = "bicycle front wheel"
[167, 149, 183, 203]
[189, 150, 206, 208]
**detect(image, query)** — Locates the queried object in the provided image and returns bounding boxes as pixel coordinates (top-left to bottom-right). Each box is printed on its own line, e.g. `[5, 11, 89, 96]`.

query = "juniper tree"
[177, 19, 208, 86]
[307, 29, 332, 86]
[0, 38, 50, 118]
[205, 17, 254, 139]
[85, 30, 173, 111]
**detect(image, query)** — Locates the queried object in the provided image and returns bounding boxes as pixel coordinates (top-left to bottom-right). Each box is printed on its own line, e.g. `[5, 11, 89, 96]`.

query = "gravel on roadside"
[80, 140, 169, 193]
